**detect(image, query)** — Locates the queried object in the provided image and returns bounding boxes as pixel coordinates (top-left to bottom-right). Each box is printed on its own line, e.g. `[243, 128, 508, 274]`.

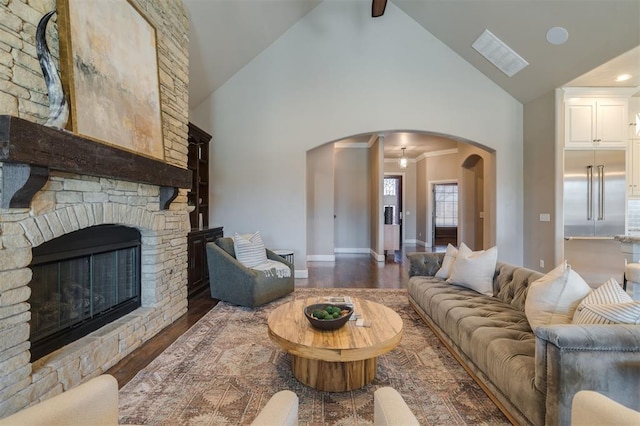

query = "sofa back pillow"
[435, 244, 458, 279]
[447, 243, 498, 296]
[573, 278, 640, 325]
[525, 261, 592, 330]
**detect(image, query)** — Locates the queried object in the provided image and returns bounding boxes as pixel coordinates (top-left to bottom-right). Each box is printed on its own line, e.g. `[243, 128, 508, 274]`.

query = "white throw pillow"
[573, 278, 640, 325]
[573, 303, 640, 325]
[447, 243, 498, 296]
[524, 261, 592, 330]
[435, 244, 458, 279]
[233, 231, 268, 268]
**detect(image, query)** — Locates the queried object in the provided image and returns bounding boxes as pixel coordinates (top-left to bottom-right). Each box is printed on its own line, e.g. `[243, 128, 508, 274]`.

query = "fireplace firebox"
[29, 225, 141, 361]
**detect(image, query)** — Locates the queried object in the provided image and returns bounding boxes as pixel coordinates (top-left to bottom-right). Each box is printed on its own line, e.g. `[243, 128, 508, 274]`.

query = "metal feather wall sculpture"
[36, 10, 69, 129]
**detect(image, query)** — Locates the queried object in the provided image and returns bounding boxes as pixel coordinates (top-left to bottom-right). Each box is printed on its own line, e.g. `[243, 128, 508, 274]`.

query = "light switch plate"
[540, 213, 551, 222]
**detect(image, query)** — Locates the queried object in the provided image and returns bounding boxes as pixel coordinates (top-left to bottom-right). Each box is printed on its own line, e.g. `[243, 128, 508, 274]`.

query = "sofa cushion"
[233, 232, 268, 268]
[575, 278, 630, 305]
[447, 243, 498, 296]
[573, 302, 640, 325]
[574, 279, 640, 324]
[525, 261, 592, 330]
[470, 325, 541, 425]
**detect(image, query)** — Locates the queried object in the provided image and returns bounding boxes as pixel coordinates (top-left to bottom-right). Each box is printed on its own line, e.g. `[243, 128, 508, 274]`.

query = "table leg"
[290, 355, 376, 391]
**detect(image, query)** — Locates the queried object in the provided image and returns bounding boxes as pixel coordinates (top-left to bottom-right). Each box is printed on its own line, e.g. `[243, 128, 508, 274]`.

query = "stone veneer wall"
[0, 0, 190, 416]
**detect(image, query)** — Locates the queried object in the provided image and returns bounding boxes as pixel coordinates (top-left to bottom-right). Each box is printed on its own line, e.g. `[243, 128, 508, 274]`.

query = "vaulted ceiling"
[184, 0, 640, 158]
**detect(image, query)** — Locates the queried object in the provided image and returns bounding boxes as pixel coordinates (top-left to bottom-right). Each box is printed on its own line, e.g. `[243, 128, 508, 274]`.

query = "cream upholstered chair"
[0, 375, 128, 426]
[251, 390, 299, 426]
[572, 390, 640, 425]
[252, 387, 416, 426]
[0, 376, 298, 426]
[374, 387, 420, 426]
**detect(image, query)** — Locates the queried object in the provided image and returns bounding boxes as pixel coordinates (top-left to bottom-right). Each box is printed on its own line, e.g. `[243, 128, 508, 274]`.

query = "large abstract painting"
[57, 0, 164, 160]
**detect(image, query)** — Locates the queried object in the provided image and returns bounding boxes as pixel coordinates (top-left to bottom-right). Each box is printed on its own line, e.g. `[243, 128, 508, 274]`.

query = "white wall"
[307, 143, 335, 260]
[335, 146, 370, 251]
[523, 90, 557, 271]
[191, 0, 524, 267]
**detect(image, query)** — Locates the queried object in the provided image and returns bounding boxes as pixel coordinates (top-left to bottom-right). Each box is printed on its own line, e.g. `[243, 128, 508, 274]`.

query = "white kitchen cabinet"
[628, 140, 640, 197]
[630, 97, 640, 139]
[629, 98, 640, 197]
[565, 98, 628, 148]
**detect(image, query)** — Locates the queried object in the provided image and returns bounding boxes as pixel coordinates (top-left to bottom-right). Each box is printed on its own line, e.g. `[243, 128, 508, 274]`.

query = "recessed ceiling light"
[616, 74, 632, 82]
[546, 27, 569, 45]
[472, 29, 529, 77]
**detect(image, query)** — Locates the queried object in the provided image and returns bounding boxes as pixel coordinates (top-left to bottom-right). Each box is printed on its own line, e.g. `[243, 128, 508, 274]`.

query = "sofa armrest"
[373, 387, 420, 426]
[572, 390, 640, 426]
[207, 242, 258, 280]
[251, 390, 298, 426]
[406, 252, 444, 277]
[266, 249, 294, 272]
[534, 324, 640, 426]
[0, 375, 120, 426]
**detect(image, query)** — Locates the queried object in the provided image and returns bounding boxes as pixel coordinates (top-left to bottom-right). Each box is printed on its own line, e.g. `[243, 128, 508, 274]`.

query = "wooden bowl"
[304, 304, 353, 331]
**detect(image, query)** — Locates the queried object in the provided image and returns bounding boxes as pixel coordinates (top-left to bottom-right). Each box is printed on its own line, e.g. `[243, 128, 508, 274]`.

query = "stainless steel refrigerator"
[563, 150, 626, 285]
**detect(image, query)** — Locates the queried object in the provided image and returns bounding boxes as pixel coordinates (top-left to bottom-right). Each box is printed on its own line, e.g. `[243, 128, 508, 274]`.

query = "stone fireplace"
[0, 169, 191, 415]
[0, 0, 191, 417]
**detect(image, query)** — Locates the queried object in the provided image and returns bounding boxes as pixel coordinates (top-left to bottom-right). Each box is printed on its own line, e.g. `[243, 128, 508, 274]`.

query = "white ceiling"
[184, 0, 640, 159]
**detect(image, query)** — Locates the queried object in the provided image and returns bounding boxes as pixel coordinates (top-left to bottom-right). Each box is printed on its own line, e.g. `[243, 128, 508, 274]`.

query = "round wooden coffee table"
[267, 297, 403, 392]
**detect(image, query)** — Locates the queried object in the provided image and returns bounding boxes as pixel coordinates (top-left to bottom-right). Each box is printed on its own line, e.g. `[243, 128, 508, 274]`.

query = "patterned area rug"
[118, 288, 509, 425]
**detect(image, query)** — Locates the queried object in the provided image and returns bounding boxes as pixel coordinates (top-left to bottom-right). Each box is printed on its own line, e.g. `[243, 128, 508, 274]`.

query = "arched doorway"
[307, 132, 495, 262]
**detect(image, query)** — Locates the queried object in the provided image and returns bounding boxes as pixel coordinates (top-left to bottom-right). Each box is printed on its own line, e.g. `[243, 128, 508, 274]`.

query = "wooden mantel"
[0, 115, 191, 209]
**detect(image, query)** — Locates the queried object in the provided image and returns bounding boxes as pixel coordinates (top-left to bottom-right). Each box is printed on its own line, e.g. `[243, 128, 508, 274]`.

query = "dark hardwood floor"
[106, 244, 441, 387]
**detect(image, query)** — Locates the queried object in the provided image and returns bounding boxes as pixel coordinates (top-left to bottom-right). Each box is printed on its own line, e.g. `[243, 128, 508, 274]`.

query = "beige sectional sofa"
[407, 252, 640, 426]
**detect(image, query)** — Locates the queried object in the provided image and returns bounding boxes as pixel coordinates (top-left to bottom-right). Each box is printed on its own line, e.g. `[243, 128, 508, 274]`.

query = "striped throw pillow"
[573, 278, 640, 325]
[233, 232, 268, 268]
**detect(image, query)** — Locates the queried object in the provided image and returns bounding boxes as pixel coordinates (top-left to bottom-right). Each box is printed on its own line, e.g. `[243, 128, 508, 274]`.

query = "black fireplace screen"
[29, 225, 141, 361]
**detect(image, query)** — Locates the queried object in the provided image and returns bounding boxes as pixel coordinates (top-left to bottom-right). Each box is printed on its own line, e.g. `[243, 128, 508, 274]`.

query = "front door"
[383, 176, 403, 250]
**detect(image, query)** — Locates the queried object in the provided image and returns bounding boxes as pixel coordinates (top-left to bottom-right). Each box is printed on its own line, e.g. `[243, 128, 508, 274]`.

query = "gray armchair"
[206, 237, 294, 307]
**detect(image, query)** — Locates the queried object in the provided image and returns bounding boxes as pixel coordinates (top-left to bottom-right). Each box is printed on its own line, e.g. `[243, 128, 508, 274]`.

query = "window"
[434, 184, 458, 226]
[384, 178, 396, 196]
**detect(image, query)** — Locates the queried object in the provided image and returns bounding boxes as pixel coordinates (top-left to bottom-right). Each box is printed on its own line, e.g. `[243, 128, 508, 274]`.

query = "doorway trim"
[427, 179, 457, 248]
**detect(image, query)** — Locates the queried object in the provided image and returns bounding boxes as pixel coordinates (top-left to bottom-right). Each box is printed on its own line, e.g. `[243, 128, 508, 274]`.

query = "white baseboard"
[370, 249, 385, 262]
[306, 254, 336, 262]
[294, 269, 308, 279]
[334, 248, 370, 254]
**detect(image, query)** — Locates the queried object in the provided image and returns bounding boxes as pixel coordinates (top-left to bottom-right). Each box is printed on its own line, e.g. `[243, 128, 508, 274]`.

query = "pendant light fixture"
[399, 147, 408, 168]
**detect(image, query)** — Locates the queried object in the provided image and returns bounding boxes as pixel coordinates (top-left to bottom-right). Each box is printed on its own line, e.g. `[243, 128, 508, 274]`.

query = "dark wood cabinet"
[187, 123, 222, 298]
[187, 123, 210, 228]
[187, 226, 223, 298]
